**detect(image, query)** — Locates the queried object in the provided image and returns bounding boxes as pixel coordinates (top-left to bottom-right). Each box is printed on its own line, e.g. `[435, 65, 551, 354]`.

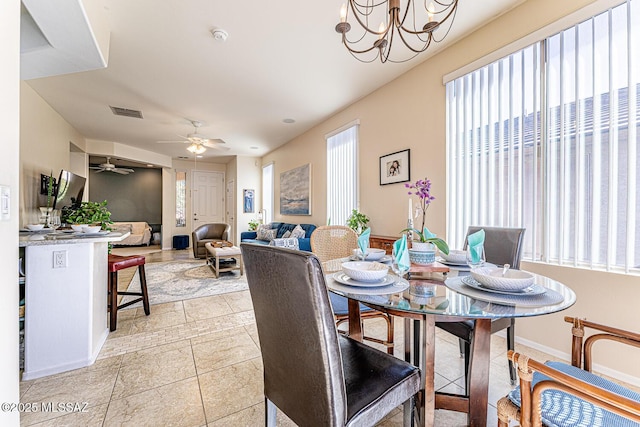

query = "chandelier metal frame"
[335, 0, 459, 63]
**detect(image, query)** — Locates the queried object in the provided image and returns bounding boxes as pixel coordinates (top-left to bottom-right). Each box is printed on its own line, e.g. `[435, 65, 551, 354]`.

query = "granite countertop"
[19, 230, 131, 247]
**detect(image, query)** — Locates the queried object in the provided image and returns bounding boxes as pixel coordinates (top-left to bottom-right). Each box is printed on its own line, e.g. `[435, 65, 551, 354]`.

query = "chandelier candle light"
[335, 0, 459, 63]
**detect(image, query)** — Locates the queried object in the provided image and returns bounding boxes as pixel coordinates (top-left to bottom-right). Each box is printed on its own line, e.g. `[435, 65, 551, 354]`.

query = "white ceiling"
[23, 0, 523, 165]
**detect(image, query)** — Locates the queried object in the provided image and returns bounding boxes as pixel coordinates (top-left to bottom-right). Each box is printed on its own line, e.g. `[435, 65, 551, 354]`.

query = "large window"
[447, 0, 640, 273]
[327, 122, 359, 226]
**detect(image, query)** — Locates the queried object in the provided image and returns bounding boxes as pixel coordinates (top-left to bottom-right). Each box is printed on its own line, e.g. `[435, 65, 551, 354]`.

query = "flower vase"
[409, 241, 436, 265]
[39, 207, 53, 227]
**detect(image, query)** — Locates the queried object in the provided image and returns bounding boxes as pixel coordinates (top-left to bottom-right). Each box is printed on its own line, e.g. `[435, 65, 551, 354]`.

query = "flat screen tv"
[54, 170, 86, 211]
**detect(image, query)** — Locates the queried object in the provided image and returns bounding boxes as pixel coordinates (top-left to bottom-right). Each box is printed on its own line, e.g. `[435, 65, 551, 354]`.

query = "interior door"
[226, 179, 235, 243]
[192, 171, 225, 229]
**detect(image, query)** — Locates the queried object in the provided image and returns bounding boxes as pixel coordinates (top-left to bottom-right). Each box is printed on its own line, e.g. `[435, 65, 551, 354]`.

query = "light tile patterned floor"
[19, 248, 555, 426]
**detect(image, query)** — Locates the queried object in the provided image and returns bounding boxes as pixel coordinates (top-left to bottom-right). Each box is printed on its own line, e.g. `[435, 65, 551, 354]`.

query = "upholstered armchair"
[192, 223, 230, 259]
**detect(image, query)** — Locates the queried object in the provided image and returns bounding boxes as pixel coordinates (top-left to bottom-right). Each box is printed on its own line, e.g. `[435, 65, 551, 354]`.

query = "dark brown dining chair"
[311, 225, 395, 354]
[241, 243, 421, 427]
[436, 226, 525, 388]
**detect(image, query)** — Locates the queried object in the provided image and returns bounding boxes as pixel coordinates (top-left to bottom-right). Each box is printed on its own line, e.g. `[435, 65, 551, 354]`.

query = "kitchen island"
[19, 230, 130, 380]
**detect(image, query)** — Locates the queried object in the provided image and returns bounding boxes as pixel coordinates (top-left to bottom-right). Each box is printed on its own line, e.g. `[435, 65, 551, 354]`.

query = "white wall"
[234, 156, 261, 242]
[1, 1, 22, 425]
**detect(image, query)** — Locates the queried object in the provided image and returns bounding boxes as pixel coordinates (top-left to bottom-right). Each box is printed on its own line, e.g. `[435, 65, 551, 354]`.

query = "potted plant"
[62, 200, 113, 230]
[346, 209, 370, 235]
[248, 219, 259, 231]
[401, 177, 449, 258]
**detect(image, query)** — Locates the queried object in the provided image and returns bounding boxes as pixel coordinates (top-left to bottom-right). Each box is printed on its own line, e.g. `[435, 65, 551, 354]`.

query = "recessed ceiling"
[23, 0, 524, 163]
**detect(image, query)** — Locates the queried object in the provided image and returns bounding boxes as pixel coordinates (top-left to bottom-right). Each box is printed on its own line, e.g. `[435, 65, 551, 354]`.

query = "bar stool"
[107, 254, 150, 331]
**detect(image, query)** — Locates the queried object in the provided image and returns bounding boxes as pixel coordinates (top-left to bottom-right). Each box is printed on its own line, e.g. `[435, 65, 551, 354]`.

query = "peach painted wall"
[263, 0, 640, 383]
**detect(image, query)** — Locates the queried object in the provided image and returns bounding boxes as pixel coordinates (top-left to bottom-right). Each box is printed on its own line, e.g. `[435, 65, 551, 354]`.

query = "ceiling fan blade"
[112, 169, 130, 175]
[118, 168, 135, 173]
[157, 140, 189, 144]
[93, 169, 105, 173]
[89, 166, 101, 170]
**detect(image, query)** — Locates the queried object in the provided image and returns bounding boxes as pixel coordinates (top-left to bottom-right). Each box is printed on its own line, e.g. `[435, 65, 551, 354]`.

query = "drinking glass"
[49, 214, 61, 232]
[466, 245, 486, 269]
[391, 247, 409, 279]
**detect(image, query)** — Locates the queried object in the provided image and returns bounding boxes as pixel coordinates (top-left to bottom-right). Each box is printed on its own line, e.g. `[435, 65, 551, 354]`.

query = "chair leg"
[458, 337, 465, 358]
[138, 264, 150, 316]
[109, 271, 118, 332]
[507, 319, 517, 385]
[386, 314, 395, 355]
[265, 397, 276, 427]
[463, 340, 471, 395]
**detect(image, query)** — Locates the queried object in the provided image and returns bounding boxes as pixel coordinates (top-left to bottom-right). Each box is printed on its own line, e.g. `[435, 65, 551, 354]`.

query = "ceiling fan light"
[187, 143, 206, 154]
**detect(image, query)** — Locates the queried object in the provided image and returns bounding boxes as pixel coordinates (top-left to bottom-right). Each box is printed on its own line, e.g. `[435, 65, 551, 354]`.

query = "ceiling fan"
[157, 120, 229, 151]
[89, 157, 135, 175]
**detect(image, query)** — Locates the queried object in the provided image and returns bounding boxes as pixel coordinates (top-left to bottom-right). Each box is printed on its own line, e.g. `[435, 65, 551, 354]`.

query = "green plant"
[62, 200, 113, 230]
[248, 219, 259, 231]
[346, 209, 370, 235]
[400, 227, 449, 254]
[46, 171, 55, 208]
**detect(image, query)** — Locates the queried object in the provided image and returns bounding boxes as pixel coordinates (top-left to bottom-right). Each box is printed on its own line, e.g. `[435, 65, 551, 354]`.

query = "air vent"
[109, 106, 143, 119]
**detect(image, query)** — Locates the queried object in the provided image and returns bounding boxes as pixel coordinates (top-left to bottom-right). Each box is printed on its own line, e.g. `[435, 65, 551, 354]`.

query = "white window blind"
[327, 124, 359, 226]
[262, 163, 273, 224]
[447, 0, 640, 273]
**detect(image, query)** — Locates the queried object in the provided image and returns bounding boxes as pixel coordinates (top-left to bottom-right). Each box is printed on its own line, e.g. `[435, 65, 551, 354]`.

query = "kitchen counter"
[20, 230, 130, 380]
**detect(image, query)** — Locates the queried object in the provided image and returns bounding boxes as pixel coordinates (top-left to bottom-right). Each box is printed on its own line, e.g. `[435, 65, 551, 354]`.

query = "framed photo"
[280, 163, 311, 215]
[243, 189, 255, 213]
[379, 149, 410, 185]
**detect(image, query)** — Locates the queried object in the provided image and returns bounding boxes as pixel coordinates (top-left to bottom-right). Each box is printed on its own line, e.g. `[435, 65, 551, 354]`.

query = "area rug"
[121, 260, 248, 308]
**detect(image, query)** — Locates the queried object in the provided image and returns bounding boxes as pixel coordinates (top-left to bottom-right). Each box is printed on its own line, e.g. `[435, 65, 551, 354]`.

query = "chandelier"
[335, 0, 458, 63]
[187, 143, 206, 154]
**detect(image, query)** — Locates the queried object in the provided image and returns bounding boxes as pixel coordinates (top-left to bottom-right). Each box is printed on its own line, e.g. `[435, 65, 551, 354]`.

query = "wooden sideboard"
[369, 235, 398, 254]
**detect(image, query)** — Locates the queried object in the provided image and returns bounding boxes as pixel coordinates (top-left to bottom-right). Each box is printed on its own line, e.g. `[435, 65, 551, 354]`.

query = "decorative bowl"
[439, 249, 467, 264]
[470, 267, 535, 291]
[26, 224, 45, 231]
[82, 225, 102, 234]
[408, 249, 435, 265]
[352, 248, 386, 261]
[71, 224, 86, 232]
[341, 261, 389, 282]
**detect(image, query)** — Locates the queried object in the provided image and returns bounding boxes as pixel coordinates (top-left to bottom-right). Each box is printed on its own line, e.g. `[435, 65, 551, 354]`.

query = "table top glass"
[323, 258, 577, 319]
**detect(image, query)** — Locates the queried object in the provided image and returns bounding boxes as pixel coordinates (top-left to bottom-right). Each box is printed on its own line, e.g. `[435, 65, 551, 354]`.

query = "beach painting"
[280, 163, 311, 215]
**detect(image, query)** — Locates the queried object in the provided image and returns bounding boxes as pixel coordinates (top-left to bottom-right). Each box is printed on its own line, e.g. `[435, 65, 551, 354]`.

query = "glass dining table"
[322, 259, 577, 427]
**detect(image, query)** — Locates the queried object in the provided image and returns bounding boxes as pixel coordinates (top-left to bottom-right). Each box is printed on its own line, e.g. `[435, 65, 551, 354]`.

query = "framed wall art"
[280, 163, 311, 215]
[243, 189, 255, 213]
[379, 149, 410, 185]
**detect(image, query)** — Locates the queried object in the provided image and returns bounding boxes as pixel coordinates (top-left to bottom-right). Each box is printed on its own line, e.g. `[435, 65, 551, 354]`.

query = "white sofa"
[111, 222, 152, 246]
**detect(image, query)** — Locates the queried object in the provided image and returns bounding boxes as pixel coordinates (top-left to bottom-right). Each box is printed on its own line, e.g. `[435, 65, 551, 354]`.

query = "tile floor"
[18, 248, 561, 426]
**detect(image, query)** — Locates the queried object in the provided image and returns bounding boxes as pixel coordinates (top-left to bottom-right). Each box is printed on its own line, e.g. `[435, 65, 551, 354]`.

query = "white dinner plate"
[461, 276, 546, 296]
[328, 279, 409, 295]
[332, 272, 397, 287]
[348, 255, 393, 263]
[437, 257, 468, 267]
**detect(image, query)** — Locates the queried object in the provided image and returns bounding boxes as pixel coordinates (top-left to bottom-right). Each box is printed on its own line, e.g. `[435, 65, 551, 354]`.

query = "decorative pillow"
[290, 224, 306, 239]
[269, 238, 299, 250]
[282, 230, 292, 238]
[257, 227, 277, 242]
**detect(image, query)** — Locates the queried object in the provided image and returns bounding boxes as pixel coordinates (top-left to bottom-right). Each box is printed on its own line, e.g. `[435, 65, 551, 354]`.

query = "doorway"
[192, 171, 225, 230]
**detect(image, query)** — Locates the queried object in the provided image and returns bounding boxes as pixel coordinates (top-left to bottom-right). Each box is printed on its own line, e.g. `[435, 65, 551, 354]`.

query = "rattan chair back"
[310, 225, 359, 263]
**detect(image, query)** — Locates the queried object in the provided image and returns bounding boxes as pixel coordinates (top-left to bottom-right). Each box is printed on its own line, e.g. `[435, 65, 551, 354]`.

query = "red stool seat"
[108, 254, 150, 331]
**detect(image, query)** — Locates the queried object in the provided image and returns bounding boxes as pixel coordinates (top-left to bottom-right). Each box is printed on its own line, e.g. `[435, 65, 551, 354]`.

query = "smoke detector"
[210, 28, 229, 42]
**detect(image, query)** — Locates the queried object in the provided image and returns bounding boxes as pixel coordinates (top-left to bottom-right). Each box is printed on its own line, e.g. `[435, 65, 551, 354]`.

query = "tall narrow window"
[175, 171, 186, 227]
[261, 163, 274, 224]
[326, 122, 359, 226]
[447, 1, 640, 274]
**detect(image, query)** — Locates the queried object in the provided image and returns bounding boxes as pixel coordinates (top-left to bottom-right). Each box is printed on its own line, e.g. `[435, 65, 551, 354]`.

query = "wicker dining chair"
[498, 316, 640, 427]
[310, 225, 395, 354]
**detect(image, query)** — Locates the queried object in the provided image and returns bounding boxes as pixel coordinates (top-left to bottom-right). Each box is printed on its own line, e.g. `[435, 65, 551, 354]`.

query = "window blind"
[327, 125, 359, 226]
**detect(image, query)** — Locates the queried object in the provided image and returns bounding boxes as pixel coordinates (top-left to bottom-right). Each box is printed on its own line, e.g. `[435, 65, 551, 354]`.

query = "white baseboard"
[494, 330, 640, 388]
